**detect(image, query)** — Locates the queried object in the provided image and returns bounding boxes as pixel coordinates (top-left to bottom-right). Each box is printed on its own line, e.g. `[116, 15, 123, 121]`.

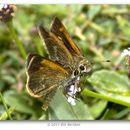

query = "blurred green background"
[0, 5, 130, 120]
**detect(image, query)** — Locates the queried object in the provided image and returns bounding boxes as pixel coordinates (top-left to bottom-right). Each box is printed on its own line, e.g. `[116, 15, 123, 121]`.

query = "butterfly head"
[72, 59, 92, 78]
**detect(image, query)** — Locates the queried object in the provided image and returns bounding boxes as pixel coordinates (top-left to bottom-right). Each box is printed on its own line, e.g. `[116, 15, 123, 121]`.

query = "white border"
[0, 0, 130, 4]
[1, 122, 130, 130]
[0, 1, 130, 130]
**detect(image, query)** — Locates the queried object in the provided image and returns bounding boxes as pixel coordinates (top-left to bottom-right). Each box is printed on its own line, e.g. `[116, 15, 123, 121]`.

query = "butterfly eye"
[79, 65, 85, 71]
[74, 70, 79, 76]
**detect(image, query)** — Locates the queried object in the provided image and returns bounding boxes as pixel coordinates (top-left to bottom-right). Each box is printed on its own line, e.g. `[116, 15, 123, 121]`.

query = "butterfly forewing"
[26, 54, 69, 110]
[38, 26, 73, 70]
[51, 17, 83, 57]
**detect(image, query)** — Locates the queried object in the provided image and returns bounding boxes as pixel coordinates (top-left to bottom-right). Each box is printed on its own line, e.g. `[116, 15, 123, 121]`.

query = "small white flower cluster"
[67, 77, 81, 106]
[67, 85, 78, 106]
[0, 4, 8, 10]
[121, 48, 130, 58]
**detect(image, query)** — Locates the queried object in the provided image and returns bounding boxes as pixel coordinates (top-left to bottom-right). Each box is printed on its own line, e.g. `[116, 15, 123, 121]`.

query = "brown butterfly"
[26, 17, 92, 111]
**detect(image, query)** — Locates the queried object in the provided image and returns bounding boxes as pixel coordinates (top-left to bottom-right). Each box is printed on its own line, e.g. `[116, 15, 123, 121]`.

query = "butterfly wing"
[38, 25, 73, 70]
[50, 17, 83, 57]
[26, 54, 69, 110]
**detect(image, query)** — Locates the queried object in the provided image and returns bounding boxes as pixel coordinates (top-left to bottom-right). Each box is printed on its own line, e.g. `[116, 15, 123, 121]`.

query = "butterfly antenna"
[91, 59, 111, 65]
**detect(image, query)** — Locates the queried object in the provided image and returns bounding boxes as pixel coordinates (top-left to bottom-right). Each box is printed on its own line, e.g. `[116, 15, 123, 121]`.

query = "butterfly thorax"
[62, 57, 92, 99]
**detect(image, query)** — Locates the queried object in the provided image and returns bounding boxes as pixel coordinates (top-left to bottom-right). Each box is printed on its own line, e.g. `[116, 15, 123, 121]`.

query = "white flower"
[77, 76, 80, 81]
[67, 85, 78, 97]
[78, 87, 81, 92]
[0, 4, 7, 10]
[66, 76, 81, 106]
[67, 97, 76, 106]
[121, 48, 130, 58]
[0, 4, 4, 10]
[67, 84, 79, 106]
[67, 85, 77, 105]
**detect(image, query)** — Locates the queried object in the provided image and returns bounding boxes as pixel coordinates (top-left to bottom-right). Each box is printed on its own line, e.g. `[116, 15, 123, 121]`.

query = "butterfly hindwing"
[26, 54, 69, 110]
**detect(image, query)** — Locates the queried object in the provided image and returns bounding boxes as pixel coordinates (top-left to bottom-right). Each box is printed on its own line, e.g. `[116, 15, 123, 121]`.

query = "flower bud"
[0, 4, 17, 22]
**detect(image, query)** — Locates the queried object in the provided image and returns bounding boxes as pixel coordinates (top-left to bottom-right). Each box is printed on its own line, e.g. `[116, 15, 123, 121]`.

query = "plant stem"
[82, 89, 130, 107]
[0, 92, 13, 120]
[6, 20, 27, 59]
[33, 38, 43, 56]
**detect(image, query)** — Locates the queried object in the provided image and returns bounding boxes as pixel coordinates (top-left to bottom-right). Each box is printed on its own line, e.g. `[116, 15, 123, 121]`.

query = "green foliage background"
[0, 5, 130, 120]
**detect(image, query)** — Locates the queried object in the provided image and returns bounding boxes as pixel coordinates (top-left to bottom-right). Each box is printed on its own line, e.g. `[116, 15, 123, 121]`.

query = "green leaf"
[0, 107, 15, 120]
[88, 100, 107, 118]
[3, 90, 35, 114]
[116, 15, 130, 38]
[49, 89, 94, 120]
[113, 108, 130, 119]
[87, 5, 101, 20]
[88, 70, 130, 95]
[87, 70, 130, 105]
[101, 108, 117, 120]
[2, 75, 16, 84]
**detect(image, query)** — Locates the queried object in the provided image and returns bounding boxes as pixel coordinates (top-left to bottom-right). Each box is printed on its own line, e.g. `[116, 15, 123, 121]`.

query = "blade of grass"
[6, 20, 27, 59]
[0, 107, 15, 120]
[82, 88, 130, 107]
[0, 92, 13, 120]
[33, 38, 44, 56]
